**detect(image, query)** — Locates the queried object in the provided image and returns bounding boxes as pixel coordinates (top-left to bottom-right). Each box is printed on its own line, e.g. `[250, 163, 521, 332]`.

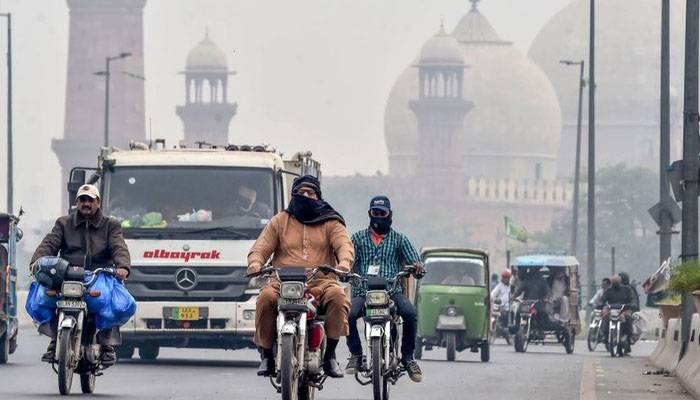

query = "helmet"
[34, 256, 69, 290]
[501, 270, 512, 280]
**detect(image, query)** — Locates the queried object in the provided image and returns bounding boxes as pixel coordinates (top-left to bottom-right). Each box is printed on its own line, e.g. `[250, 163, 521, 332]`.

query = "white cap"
[75, 184, 100, 200]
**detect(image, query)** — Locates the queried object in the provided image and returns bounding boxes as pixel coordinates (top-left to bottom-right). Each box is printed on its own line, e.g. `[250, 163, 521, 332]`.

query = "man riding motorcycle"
[511, 269, 571, 346]
[599, 274, 636, 352]
[30, 184, 130, 366]
[344, 195, 425, 382]
[491, 270, 512, 327]
[247, 175, 354, 378]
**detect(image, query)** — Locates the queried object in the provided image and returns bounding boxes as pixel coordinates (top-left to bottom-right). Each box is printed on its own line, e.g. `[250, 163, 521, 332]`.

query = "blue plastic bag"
[94, 276, 136, 330]
[111, 281, 137, 324]
[25, 281, 56, 325]
[84, 272, 114, 314]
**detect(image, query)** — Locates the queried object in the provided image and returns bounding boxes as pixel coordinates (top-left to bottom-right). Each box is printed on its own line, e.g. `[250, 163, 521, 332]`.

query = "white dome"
[384, 7, 561, 179]
[186, 34, 228, 72]
[418, 26, 464, 65]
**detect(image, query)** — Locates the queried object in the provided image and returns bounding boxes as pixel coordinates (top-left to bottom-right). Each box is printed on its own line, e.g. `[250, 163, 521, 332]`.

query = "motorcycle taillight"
[308, 322, 325, 351]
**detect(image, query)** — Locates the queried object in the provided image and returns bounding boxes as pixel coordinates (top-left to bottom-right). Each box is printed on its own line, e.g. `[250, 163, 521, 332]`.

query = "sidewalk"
[580, 348, 694, 400]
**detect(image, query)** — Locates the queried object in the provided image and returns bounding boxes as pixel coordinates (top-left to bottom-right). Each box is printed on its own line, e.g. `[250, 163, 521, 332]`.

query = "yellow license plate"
[172, 307, 200, 321]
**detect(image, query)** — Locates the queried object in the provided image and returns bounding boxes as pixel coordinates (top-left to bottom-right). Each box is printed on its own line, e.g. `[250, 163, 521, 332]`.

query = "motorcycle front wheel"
[608, 325, 618, 358]
[371, 337, 384, 400]
[587, 325, 598, 352]
[280, 334, 299, 400]
[57, 327, 75, 395]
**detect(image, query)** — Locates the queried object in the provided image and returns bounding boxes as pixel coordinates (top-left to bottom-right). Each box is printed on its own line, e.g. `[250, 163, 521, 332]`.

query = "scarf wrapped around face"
[285, 175, 345, 226]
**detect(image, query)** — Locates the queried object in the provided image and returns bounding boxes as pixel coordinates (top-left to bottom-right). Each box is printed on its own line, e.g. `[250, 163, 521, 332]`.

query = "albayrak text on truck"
[143, 249, 222, 262]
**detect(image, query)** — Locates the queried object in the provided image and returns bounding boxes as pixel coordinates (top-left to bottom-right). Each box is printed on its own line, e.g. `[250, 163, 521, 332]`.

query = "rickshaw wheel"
[565, 329, 575, 354]
[414, 337, 423, 360]
[480, 342, 490, 362]
[445, 333, 456, 362]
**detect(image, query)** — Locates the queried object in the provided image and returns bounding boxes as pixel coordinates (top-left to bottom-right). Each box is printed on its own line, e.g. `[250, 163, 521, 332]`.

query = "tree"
[534, 164, 668, 285]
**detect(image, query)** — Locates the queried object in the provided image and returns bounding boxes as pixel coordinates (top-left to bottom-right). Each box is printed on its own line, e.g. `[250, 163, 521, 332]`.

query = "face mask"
[370, 216, 392, 234]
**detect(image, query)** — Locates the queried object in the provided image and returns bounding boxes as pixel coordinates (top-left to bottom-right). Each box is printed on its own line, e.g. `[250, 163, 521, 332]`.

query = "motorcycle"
[490, 299, 511, 345]
[347, 266, 417, 400]
[249, 265, 347, 400]
[53, 266, 116, 395]
[605, 304, 630, 357]
[587, 309, 604, 352]
[512, 299, 574, 354]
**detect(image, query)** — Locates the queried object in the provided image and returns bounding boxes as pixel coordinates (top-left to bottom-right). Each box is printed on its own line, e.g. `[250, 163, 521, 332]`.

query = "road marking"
[580, 358, 598, 400]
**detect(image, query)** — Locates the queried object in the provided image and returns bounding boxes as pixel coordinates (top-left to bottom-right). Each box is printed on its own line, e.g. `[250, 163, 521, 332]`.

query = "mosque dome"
[384, 4, 562, 180]
[186, 32, 228, 72]
[418, 25, 464, 66]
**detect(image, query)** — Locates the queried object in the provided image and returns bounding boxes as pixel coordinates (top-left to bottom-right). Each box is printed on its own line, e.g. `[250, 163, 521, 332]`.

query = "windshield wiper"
[184, 227, 253, 239]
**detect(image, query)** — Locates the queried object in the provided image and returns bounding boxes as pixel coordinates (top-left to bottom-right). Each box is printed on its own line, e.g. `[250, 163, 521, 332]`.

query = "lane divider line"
[580, 358, 598, 400]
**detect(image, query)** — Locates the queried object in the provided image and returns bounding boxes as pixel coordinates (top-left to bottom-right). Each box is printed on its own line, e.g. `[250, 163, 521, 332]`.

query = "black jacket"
[601, 285, 636, 308]
[513, 276, 551, 301]
[31, 209, 131, 271]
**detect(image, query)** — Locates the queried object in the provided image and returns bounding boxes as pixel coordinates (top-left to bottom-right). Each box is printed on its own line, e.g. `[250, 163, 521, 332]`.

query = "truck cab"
[67, 142, 319, 359]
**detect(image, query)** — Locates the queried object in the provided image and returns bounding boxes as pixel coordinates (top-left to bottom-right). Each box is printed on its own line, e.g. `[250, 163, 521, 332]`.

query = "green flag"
[505, 216, 528, 243]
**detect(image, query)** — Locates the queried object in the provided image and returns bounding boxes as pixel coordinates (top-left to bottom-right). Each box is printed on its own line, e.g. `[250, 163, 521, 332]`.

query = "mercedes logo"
[175, 268, 198, 291]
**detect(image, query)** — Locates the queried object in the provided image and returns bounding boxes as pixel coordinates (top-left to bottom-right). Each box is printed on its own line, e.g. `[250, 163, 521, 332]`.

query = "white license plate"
[57, 300, 86, 309]
[366, 308, 389, 317]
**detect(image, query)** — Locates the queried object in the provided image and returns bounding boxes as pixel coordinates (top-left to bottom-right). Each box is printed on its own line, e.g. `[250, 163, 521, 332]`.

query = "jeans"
[346, 293, 418, 360]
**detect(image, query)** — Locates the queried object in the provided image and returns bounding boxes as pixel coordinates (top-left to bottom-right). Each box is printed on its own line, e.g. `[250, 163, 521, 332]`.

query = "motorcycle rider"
[247, 175, 354, 378]
[491, 270, 512, 327]
[512, 268, 571, 346]
[618, 272, 640, 311]
[30, 184, 130, 366]
[600, 274, 636, 352]
[345, 195, 425, 383]
[589, 277, 611, 309]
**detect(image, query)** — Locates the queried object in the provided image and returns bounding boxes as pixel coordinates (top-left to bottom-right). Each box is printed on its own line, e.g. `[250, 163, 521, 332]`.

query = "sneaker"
[403, 359, 422, 383]
[41, 340, 56, 362]
[100, 345, 116, 367]
[345, 354, 362, 375]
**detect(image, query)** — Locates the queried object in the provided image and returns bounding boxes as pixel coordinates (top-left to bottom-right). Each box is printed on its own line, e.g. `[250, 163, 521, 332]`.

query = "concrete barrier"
[648, 326, 666, 365]
[652, 318, 682, 372]
[676, 314, 700, 384]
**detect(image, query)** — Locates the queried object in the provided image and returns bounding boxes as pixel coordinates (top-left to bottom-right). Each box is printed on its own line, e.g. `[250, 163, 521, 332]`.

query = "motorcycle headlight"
[447, 307, 458, 317]
[61, 281, 84, 297]
[366, 291, 388, 306]
[280, 282, 304, 299]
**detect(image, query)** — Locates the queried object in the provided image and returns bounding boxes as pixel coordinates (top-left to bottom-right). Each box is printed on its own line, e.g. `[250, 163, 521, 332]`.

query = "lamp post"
[587, 0, 597, 302]
[94, 52, 131, 147]
[0, 13, 12, 214]
[560, 60, 585, 257]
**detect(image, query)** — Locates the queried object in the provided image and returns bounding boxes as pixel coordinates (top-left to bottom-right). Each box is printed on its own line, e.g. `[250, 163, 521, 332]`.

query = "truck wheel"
[445, 332, 456, 362]
[480, 342, 490, 362]
[0, 328, 8, 364]
[139, 345, 160, 361]
[116, 344, 135, 360]
[414, 336, 423, 360]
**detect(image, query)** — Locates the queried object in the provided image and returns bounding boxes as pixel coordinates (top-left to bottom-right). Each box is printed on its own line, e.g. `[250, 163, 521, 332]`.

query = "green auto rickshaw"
[413, 248, 490, 362]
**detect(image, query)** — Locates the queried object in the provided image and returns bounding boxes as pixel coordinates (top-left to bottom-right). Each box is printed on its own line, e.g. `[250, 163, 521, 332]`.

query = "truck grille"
[126, 265, 251, 302]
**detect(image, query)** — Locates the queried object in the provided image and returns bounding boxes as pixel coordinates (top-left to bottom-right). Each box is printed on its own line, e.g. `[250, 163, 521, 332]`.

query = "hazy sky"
[0, 0, 572, 235]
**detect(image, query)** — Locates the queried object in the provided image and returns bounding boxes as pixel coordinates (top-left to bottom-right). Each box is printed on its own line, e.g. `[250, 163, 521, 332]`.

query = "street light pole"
[587, 0, 597, 301]
[680, 0, 699, 356]
[660, 0, 673, 267]
[0, 13, 12, 214]
[560, 60, 585, 257]
[95, 52, 131, 148]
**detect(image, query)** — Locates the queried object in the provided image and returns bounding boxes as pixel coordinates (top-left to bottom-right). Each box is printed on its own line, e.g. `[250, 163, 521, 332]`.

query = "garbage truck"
[66, 140, 320, 359]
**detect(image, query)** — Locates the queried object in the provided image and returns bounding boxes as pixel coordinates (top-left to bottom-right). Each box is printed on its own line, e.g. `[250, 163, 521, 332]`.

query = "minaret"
[53, 0, 146, 204]
[176, 31, 237, 146]
[409, 24, 473, 197]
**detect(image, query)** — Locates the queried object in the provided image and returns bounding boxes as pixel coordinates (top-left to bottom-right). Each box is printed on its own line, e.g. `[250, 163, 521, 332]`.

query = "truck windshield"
[105, 166, 276, 239]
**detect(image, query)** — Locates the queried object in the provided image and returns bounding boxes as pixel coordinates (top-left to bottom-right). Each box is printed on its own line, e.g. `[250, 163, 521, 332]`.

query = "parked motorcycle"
[53, 266, 115, 395]
[346, 266, 417, 400]
[490, 299, 511, 345]
[249, 265, 347, 400]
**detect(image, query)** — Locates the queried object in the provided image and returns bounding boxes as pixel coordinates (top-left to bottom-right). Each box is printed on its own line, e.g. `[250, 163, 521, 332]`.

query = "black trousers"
[346, 293, 418, 360]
